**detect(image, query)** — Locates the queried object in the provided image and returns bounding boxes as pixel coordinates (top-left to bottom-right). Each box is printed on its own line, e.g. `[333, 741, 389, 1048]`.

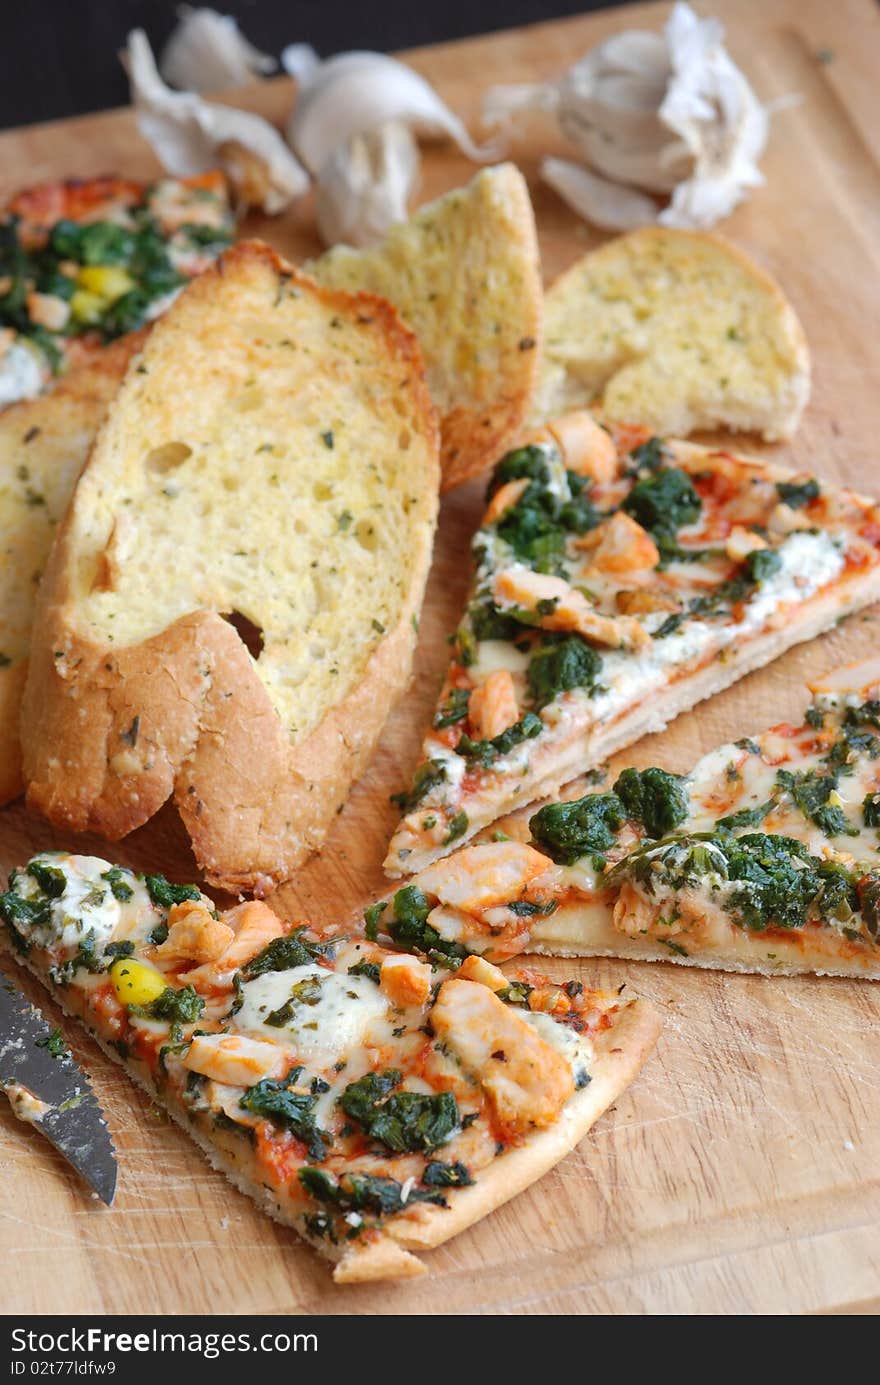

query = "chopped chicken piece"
[494, 565, 650, 649]
[431, 978, 574, 1134]
[414, 840, 552, 913]
[380, 954, 432, 1008]
[468, 669, 519, 740]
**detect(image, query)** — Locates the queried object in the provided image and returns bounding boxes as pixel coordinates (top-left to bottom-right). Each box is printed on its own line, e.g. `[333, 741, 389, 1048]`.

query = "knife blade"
[0, 969, 117, 1204]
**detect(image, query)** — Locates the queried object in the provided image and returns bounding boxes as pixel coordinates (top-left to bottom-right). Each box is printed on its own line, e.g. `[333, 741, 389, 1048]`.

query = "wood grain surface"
[1, 0, 880, 1316]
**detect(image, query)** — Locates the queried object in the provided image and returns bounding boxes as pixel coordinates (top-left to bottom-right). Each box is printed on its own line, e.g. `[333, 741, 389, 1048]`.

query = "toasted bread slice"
[22, 241, 439, 895]
[536, 227, 810, 441]
[309, 164, 543, 490]
[0, 336, 141, 805]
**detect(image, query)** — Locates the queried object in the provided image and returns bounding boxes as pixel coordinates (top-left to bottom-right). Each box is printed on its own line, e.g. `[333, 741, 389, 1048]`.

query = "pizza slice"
[0, 852, 659, 1282]
[0, 172, 233, 407]
[372, 657, 880, 979]
[385, 414, 880, 876]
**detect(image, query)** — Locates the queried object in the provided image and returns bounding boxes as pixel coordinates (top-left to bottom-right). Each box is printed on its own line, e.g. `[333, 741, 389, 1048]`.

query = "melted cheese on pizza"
[387, 425, 880, 873]
[374, 687, 880, 977]
[0, 852, 631, 1256]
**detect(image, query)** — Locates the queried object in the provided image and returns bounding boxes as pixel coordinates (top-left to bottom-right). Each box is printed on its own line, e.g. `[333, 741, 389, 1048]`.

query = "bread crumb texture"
[310, 164, 543, 489]
[536, 227, 810, 441]
[74, 249, 434, 742]
[22, 241, 439, 892]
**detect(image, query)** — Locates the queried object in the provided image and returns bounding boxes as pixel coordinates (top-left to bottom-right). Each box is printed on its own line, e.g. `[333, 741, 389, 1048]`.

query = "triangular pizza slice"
[0, 852, 659, 1282]
[370, 658, 880, 979]
[385, 413, 880, 876]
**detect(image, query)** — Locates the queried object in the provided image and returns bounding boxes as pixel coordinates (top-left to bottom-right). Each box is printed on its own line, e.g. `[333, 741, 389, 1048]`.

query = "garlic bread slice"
[536, 227, 810, 440]
[0, 336, 140, 805]
[310, 164, 543, 490]
[22, 241, 439, 894]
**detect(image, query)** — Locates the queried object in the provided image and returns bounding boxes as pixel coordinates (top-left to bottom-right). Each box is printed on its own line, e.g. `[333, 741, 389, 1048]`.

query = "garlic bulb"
[484, 2, 769, 232]
[124, 29, 308, 214]
[284, 49, 495, 247]
[315, 123, 420, 248]
[160, 6, 275, 92]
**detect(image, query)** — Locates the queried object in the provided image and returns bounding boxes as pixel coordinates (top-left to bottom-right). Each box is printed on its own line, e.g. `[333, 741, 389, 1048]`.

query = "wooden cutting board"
[1, 0, 879, 1316]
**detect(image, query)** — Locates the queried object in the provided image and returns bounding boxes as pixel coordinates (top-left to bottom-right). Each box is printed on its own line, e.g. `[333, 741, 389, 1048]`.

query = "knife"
[0, 969, 117, 1204]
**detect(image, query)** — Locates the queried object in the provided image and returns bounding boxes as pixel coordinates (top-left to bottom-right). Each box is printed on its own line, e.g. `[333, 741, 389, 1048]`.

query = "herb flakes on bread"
[536, 227, 810, 441]
[309, 164, 543, 490]
[21, 240, 440, 895]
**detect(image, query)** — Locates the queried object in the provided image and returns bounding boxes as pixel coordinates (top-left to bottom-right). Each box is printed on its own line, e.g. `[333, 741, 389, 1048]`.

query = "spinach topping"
[484, 444, 600, 573]
[103, 939, 135, 959]
[433, 688, 471, 728]
[529, 792, 625, 865]
[617, 829, 864, 934]
[626, 436, 668, 473]
[35, 1027, 67, 1058]
[717, 800, 775, 831]
[264, 975, 324, 1027]
[240, 1066, 329, 1159]
[340, 1069, 460, 1153]
[372, 886, 466, 965]
[241, 929, 325, 979]
[857, 874, 880, 938]
[0, 883, 50, 950]
[130, 984, 205, 1024]
[864, 793, 880, 829]
[776, 477, 820, 509]
[144, 874, 201, 909]
[465, 601, 526, 647]
[725, 833, 858, 931]
[622, 466, 701, 536]
[102, 867, 134, 902]
[526, 636, 603, 710]
[347, 961, 381, 984]
[775, 767, 859, 838]
[422, 1159, 474, 1188]
[298, 1167, 446, 1222]
[655, 545, 784, 638]
[390, 759, 447, 814]
[0, 205, 232, 366]
[26, 861, 66, 898]
[443, 811, 469, 845]
[51, 929, 108, 984]
[456, 712, 543, 767]
[613, 767, 690, 839]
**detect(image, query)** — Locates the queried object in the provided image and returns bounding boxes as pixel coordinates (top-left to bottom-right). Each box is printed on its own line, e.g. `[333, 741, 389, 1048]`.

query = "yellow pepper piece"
[69, 288, 106, 326]
[76, 265, 135, 302]
[109, 957, 167, 1008]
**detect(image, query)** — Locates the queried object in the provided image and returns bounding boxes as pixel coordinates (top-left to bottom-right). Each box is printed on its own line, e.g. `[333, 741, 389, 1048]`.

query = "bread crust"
[0, 335, 144, 807]
[21, 242, 440, 894]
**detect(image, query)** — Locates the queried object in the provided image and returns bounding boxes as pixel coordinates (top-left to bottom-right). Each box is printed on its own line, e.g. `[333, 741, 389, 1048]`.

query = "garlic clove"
[286, 50, 496, 174]
[159, 6, 276, 92]
[541, 156, 660, 232]
[485, 2, 769, 232]
[124, 29, 309, 214]
[657, 1, 768, 227]
[593, 29, 671, 81]
[315, 121, 420, 248]
[571, 124, 691, 195]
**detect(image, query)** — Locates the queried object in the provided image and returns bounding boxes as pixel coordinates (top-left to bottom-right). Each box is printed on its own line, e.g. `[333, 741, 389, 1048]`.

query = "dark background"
[1, 0, 631, 132]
